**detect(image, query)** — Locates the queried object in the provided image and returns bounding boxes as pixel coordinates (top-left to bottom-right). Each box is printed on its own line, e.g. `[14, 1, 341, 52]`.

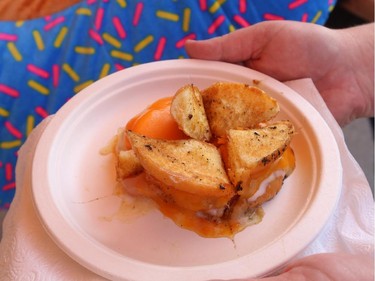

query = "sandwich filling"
[111, 82, 296, 238]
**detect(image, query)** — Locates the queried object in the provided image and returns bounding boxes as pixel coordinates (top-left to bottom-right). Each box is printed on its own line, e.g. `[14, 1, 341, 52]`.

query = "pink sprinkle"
[263, 13, 285, 20]
[3, 203, 11, 209]
[52, 64, 59, 88]
[0, 33, 17, 41]
[44, 15, 52, 21]
[239, 0, 247, 13]
[44, 16, 65, 31]
[233, 15, 250, 27]
[133, 2, 144, 26]
[112, 16, 126, 39]
[301, 13, 308, 22]
[27, 64, 50, 79]
[199, 0, 207, 11]
[95, 8, 104, 30]
[2, 182, 15, 191]
[208, 15, 225, 34]
[35, 106, 49, 118]
[5, 163, 12, 181]
[288, 0, 308, 9]
[87, 0, 96, 4]
[175, 33, 197, 49]
[89, 29, 104, 44]
[5, 121, 22, 139]
[115, 63, 126, 71]
[154, 37, 166, 60]
[0, 84, 19, 98]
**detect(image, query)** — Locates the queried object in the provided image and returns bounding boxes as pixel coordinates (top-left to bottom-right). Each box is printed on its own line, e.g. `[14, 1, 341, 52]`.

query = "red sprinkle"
[3, 182, 15, 191]
[5, 163, 12, 181]
[112, 16, 126, 39]
[44, 16, 65, 31]
[133, 2, 144, 26]
[208, 15, 225, 34]
[52, 64, 59, 88]
[288, 0, 308, 9]
[154, 37, 166, 60]
[175, 33, 196, 48]
[199, 0, 207, 11]
[263, 13, 285, 20]
[95, 8, 104, 30]
[89, 29, 104, 45]
[233, 15, 250, 27]
[0, 84, 20, 98]
[27, 64, 50, 79]
[239, 0, 247, 13]
[35, 106, 49, 118]
[4, 121, 23, 139]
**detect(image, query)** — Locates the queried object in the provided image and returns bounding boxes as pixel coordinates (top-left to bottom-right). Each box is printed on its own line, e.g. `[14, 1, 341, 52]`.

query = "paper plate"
[31, 59, 342, 281]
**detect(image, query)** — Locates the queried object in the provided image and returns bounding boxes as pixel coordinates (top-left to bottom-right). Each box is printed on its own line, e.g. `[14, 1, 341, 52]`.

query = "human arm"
[185, 21, 374, 126]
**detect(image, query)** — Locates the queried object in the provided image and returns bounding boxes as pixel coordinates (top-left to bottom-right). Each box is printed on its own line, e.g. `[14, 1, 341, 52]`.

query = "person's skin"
[186, 21, 375, 280]
[248, 252, 374, 281]
[185, 21, 374, 127]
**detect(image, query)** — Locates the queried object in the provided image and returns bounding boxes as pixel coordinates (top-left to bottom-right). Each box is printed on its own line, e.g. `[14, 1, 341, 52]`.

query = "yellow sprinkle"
[28, 80, 49, 95]
[99, 63, 111, 79]
[229, 24, 236, 32]
[54, 26, 68, 48]
[74, 80, 93, 93]
[209, 0, 226, 13]
[182, 8, 191, 32]
[15, 21, 24, 27]
[311, 10, 322, 23]
[76, 8, 92, 15]
[102, 32, 122, 48]
[75, 46, 95, 55]
[328, 5, 335, 12]
[111, 50, 133, 61]
[62, 63, 80, 82]
[134, 35, 154, 53]
[156, 10, 179, 21]
[116, 0, 127, 8]
[0, 140, 21, 149]
[26, 115, 35, 137]
[0, 107, 10, 117]
[7, 42, 22, 61]
[32, 30, 44, 51]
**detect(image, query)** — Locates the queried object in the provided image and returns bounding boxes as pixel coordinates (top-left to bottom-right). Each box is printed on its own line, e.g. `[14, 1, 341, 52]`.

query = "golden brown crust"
[223, 120, 295, 196]
[127, 131, 235, 210]
[170, 84, 212, 142]
[201, 82, 280, 137]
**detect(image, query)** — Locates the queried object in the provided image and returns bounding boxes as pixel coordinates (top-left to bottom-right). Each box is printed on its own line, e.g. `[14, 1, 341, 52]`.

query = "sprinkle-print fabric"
[0, 0, 336, 209]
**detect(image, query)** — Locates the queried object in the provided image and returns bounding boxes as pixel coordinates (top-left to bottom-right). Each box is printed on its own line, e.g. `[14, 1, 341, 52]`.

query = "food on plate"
[201, 82, 280, 137]
[112, 82, 296, 238]
[170, 84, 212, 141]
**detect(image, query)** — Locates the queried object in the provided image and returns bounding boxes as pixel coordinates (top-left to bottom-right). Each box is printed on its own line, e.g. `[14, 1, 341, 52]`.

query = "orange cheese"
[119, 97, 295, 238]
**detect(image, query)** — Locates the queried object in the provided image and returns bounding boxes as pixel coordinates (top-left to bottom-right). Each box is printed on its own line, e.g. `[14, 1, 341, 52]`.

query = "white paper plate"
[32, 59, 342, 281]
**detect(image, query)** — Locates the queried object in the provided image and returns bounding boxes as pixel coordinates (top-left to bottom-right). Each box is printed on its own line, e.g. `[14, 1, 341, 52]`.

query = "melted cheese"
[115, 96, 296, 238]
[119, 146, 295, 238]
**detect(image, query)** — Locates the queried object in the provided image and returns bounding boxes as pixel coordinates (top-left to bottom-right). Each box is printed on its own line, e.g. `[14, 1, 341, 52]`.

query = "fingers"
[185, 23, 270, 62]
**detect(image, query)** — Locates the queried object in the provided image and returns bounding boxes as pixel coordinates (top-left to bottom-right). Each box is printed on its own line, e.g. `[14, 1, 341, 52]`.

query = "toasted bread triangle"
[127, 131, 233, 198]
[170, 84, 212, 142]
[201, 82, 280, 137]
[224, 120, 294, 189]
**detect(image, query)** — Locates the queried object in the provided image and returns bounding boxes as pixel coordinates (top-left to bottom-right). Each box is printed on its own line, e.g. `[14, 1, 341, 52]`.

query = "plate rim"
[31, 59, 342, 281]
